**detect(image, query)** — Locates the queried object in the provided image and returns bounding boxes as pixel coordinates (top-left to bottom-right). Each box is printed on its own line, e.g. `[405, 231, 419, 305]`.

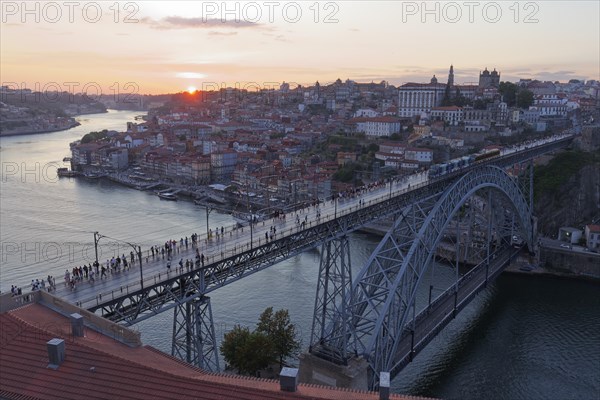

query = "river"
[0, 111, 598, 400]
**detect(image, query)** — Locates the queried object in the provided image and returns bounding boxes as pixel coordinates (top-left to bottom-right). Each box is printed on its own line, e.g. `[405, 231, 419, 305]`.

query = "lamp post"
[205, 206, 213, 239]
[334, 192, 338, 220]
[94, 232, 144, 289]
[249, 210, 254, 250]
[125, 242, 144, 290]
[93, 231, 104, 266]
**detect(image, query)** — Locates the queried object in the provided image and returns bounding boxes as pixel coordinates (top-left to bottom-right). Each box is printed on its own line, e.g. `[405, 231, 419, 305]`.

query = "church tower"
[447, 65, 454, 87]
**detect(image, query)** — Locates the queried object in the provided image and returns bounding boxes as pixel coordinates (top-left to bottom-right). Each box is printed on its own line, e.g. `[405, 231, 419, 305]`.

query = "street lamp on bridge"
[93, 231, 144, 290]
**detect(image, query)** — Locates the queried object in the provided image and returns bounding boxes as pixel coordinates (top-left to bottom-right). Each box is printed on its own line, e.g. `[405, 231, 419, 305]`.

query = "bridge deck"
[52, 172, 429, 306]
[46, 134, 574, 314]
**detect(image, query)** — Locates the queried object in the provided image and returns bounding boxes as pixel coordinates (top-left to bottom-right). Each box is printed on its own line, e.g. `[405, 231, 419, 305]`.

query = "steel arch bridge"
[310, 165, 534, 388]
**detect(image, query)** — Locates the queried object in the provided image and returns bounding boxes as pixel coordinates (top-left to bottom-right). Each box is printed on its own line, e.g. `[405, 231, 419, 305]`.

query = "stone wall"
[539, 247, 600, 279]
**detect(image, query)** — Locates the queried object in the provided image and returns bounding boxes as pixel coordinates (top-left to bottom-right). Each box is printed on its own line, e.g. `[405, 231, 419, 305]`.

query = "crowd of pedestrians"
[9, 274, 57, 296]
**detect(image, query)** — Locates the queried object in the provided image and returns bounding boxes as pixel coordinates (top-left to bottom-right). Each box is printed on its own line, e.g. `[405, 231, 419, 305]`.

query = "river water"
[0, 111, 598, 400]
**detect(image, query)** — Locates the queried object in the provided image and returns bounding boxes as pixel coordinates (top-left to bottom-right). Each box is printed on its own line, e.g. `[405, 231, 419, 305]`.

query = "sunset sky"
[1, 1, 599, 94]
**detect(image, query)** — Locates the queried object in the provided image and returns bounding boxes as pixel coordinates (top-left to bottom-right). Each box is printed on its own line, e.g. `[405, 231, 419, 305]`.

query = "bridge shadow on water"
[394, 274, 600, 400]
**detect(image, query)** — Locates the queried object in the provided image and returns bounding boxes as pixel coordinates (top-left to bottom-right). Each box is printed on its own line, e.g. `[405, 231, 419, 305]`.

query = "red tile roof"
[586, 225, 600, 232]
[0, 304, 431, 400]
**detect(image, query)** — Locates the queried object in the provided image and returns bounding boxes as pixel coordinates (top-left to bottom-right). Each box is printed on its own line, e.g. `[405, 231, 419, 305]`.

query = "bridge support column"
[298, 352, 368, 390]
[409, 329, 415, 361]
[309, 235, 353, 364]
[485, 190, 493, 287]
[172, 296, 220, 372]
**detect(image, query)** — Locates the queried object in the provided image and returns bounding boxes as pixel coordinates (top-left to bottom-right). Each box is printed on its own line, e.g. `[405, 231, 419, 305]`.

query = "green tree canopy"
[498, 82, 534, 109]
[498, 81, 518, 107]
[220, 325, 276, 375]
[517, 89, 534, 109]
[333, 163, 359, 183]
[256, 307, 301, 369]
[81, 129, 108, 143]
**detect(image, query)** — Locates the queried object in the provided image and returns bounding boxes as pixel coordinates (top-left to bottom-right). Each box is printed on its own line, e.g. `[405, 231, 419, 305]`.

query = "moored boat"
[158, 192, 178, 201]
[57, 168, 77, 177]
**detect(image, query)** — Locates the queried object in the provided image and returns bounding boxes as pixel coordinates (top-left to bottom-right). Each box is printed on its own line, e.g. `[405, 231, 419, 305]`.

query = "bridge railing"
[72, 176, 435, 310]
[69, 135, 575, 311]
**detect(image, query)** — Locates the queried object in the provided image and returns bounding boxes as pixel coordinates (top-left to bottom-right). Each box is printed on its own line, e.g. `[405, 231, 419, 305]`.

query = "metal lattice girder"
[310, 235, 353, 364]
[86, 138, 570, 324]
[342, 166, 533, 387]
[172, 295, 220, 372]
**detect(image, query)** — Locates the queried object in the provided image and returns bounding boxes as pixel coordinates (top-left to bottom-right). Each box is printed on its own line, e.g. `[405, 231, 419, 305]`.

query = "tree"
[256, 307, 301, 369]
[241, 332, 276, 375]
[81, 129, 108, 143]
[333, 163, 357, 183]
[220, 325, 276, 375]
[517, 89, 534, 109]
[441, 85, 452, 106]
[498, 81, 518, 107]
[220, 324, 250, 372]
[453, 87, 468, 107]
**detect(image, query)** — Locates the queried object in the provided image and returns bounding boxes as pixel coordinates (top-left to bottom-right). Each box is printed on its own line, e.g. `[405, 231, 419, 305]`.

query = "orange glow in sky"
[1, 1, 598, 94]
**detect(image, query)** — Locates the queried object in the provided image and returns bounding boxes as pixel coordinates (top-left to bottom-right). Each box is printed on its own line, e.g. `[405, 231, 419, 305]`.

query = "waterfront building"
[584, 225, 600, 251]
[211, 150, 238, 182]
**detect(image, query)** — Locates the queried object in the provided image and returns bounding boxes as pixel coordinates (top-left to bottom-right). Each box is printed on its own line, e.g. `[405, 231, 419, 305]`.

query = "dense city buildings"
[62, 67, 598, 210]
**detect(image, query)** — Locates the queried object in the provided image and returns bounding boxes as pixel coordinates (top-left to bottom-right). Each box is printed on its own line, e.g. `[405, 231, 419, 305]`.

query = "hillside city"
[55, 67, 598, 210]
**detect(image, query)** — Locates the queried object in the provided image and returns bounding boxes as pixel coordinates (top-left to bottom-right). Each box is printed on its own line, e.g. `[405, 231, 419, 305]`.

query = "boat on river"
[57, 168, 77, 177]
[158, 192, 178, 201]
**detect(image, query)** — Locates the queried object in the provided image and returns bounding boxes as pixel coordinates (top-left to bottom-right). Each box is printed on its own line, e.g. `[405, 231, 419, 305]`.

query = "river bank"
[361, 221, 599, 282]
[0, 120, 81, 137]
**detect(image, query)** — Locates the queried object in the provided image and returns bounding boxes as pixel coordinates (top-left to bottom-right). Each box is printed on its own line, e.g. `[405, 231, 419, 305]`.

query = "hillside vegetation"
[534, 150, 600, 236]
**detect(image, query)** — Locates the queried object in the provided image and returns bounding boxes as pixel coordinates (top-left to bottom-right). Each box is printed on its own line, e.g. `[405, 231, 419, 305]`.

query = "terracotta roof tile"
[1, 304, 433, 400]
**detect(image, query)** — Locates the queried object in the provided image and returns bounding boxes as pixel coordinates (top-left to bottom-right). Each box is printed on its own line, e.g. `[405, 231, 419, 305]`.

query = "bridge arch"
[342, 166, 533, 384]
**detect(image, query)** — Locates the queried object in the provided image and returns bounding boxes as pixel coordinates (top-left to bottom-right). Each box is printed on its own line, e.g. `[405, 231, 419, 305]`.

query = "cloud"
[140, 16, 262, 30]
[261, 32, 290, 42]
[208, 31, 238, 36]
[176, 72, 207, 79]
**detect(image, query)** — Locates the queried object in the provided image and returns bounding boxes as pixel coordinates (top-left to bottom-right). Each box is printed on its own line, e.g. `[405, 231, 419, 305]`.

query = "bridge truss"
[310, 165, 535, 388]
[74, 137, 570, 373]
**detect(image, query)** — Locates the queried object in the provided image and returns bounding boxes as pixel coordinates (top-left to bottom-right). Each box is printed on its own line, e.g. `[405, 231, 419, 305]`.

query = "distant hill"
[98, 93, 172, 111]
[0, 89, 106, 135]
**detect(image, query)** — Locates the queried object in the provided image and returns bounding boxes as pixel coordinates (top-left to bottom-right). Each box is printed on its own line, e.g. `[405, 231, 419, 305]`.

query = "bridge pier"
[171, 295, 220, 372]
[309, 235, 353, 364]
[298, 352, 369, 390]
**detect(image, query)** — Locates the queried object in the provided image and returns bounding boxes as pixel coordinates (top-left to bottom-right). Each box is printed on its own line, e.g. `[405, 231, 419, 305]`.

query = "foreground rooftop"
[0, 294, 432, 400]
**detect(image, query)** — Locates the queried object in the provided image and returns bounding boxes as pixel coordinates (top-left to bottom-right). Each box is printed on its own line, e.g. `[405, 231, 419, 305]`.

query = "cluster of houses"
[68, 68, 599, 200]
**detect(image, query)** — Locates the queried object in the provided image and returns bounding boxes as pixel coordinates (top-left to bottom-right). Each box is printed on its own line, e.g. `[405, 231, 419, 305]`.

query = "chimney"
[379, 372, 390, 400]
[70, 313, 84, 337]
[279, 367, 298, 392]
[47, 338, 65, 369]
